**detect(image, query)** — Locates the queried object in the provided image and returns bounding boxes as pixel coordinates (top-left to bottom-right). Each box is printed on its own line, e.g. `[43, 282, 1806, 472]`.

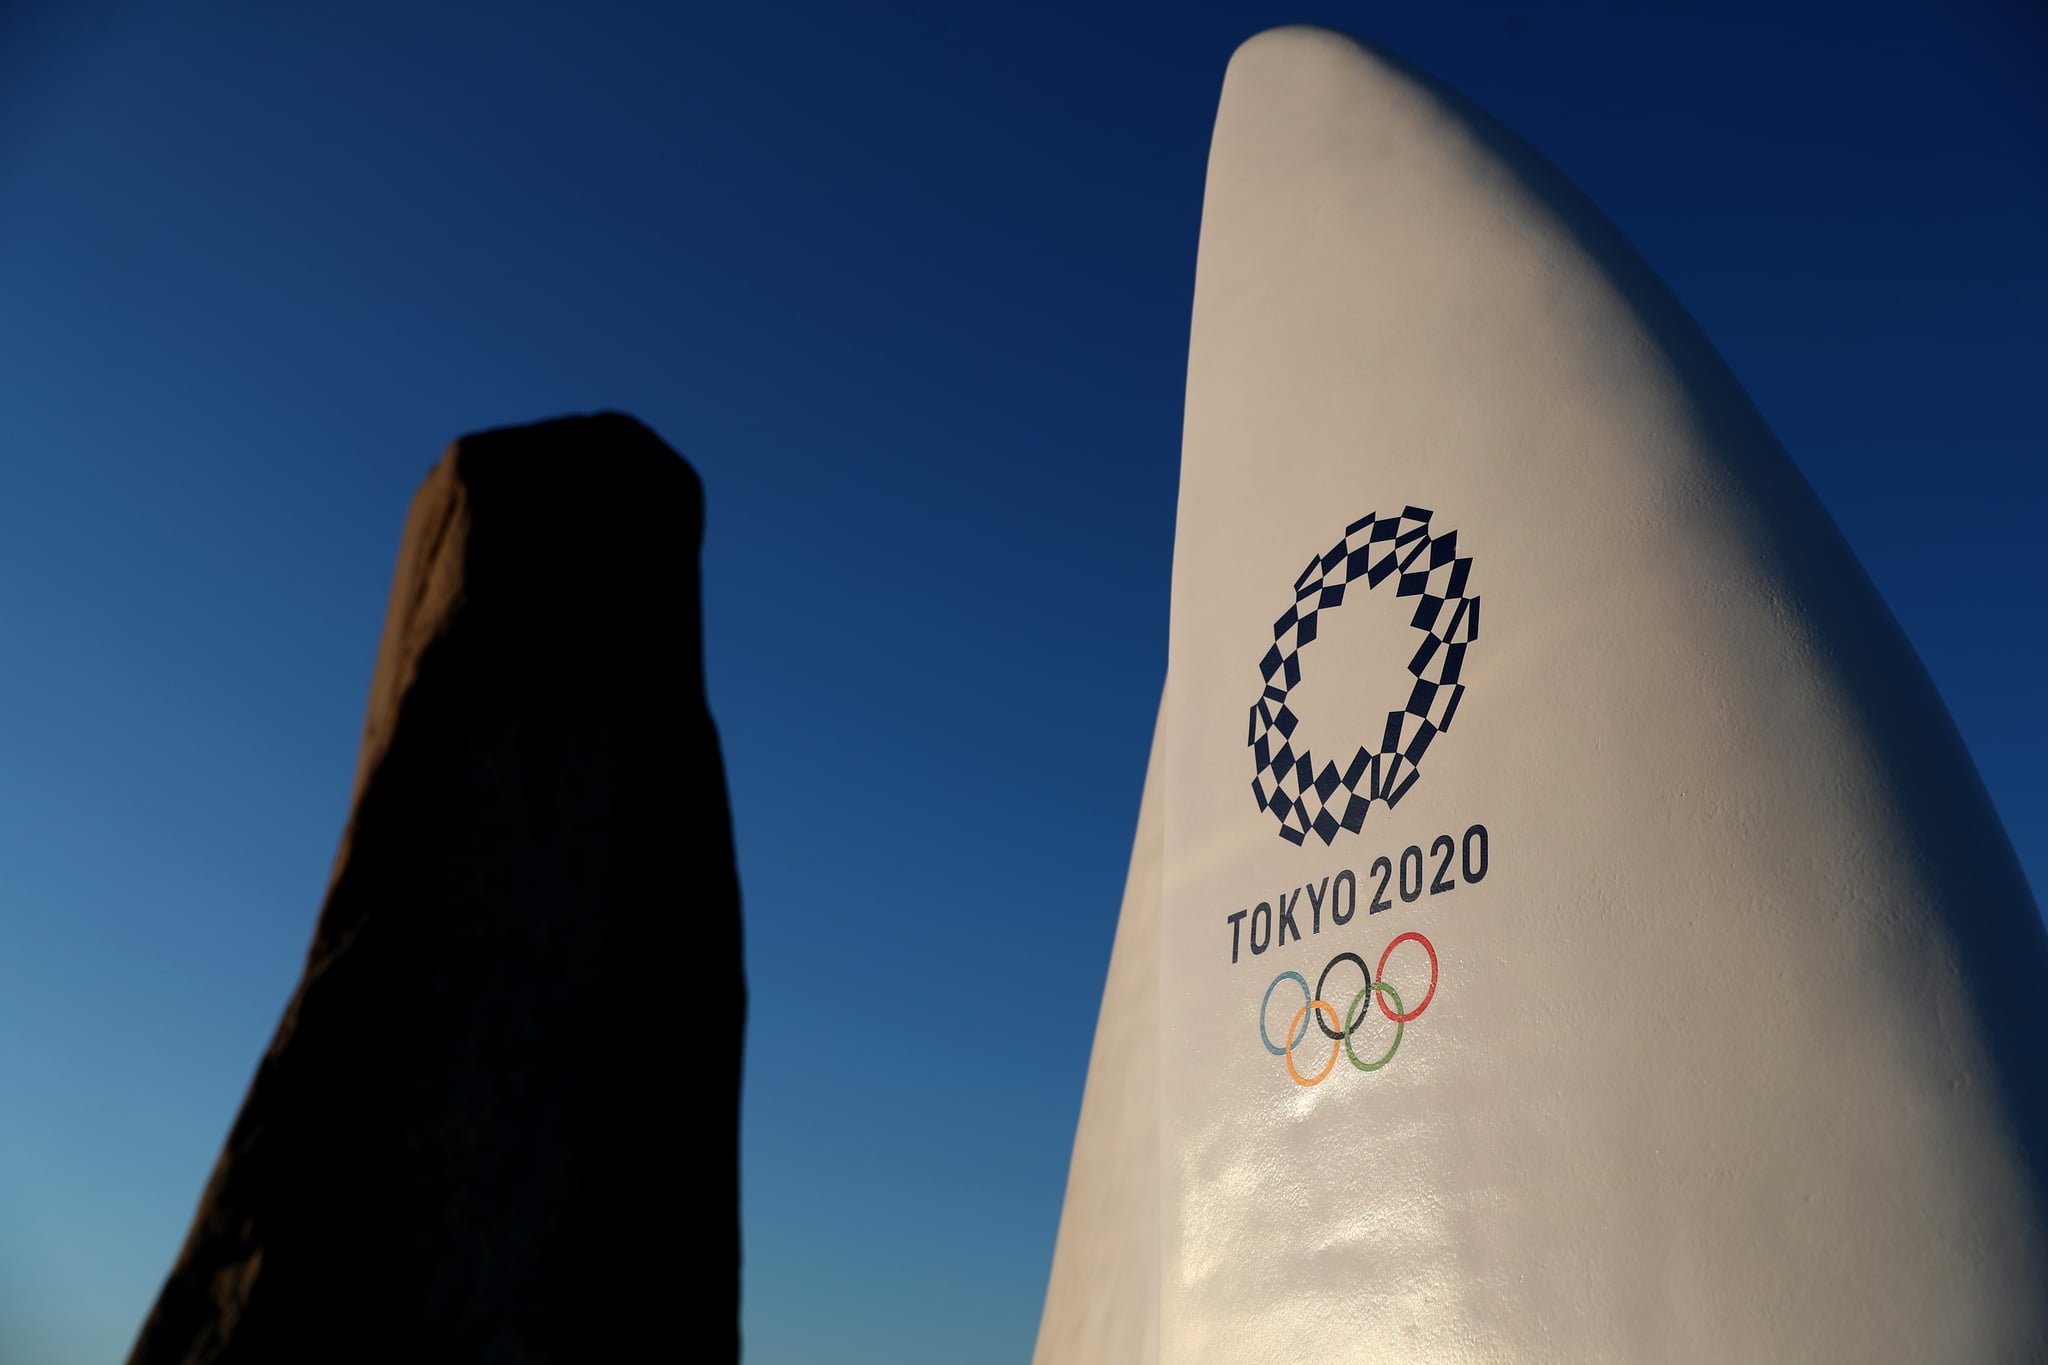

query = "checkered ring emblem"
[1248, 506, 1480, 846]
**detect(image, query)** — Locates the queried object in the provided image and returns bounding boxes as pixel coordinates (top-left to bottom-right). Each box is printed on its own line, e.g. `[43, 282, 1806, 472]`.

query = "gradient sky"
[1, 2, 2041, 1361]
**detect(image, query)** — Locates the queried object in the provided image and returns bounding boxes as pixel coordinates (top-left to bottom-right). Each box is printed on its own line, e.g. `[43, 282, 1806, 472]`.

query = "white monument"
[1035, 26, 2048, 1364]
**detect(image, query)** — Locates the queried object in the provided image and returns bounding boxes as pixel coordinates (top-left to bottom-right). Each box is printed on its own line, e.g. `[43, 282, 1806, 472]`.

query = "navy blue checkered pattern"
[1248, 506, 1479, 845]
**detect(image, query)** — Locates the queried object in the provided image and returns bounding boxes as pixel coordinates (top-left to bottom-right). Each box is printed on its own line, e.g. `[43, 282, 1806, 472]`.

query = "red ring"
[1376, 931, 1438, 1022]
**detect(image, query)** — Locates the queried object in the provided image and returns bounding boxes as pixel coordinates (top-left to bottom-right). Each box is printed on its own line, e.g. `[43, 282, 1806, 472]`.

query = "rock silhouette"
[128, 413, 743, 1364]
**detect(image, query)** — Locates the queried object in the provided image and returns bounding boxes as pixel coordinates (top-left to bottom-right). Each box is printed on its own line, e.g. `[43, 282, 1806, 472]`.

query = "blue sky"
[1, 2, 2040, 1361]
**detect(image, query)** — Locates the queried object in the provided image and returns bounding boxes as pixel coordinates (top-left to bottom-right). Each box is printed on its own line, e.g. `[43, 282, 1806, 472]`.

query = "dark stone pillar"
[128, 412, 743, 1364]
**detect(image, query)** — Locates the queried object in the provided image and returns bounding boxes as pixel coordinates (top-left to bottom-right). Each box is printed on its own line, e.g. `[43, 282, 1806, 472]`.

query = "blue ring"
[1259, 971, 1313, 1055]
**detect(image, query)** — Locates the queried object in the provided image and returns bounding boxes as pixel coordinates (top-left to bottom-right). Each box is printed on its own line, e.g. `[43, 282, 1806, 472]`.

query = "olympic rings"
[1257, 934, 1437, 1081]
[1284, 1001, 1342, 1086]
[1258, 971, 1311, 1055]
[1375, 931, 1437, 1021]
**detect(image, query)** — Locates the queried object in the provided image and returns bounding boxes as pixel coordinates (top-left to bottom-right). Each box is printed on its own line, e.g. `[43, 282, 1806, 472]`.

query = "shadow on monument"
[1353, 28, 2048, 1223]
[127, 413, 744, 1364]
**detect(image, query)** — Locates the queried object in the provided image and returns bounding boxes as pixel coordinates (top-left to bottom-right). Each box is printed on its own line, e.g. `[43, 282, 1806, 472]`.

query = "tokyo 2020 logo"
[1248, 507, 1480, 846]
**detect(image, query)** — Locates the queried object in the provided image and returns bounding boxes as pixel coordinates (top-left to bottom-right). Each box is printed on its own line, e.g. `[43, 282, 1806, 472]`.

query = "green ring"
[1343, 982, 1404, 1072]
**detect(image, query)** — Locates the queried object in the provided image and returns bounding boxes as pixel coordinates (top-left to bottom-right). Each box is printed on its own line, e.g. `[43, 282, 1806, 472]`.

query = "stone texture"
[128, 412, 742, 1364]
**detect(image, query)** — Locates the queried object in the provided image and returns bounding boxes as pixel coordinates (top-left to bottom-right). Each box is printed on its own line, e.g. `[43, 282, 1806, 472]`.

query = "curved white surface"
[1033, 697, 1162, 1365]
[1040, 24, 2048, 1365]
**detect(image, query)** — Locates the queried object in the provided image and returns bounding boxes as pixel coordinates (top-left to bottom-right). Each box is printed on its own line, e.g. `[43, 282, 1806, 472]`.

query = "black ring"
[1314, 952, 1372, 1040]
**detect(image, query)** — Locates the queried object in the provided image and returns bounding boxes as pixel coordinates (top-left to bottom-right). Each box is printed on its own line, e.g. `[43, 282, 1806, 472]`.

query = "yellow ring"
[1284, 1001, 1342, 1086]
